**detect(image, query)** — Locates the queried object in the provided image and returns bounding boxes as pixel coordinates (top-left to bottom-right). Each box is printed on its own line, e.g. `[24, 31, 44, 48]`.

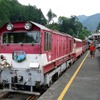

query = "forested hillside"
[77, 13, 100, 31]
[0, 0, 47, 27]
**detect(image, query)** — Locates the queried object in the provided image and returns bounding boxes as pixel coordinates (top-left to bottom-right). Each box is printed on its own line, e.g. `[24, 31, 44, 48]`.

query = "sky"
[18, 0, 100, 19]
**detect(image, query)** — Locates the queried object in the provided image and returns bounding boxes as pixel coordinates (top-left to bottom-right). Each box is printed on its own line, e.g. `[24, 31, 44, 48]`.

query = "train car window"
[48, 33, 51, 50]
[44, 33, 48, 51]
[44, 32, 51, 51]
[2, 31, 40, 44]
[70, 40, 72, 52]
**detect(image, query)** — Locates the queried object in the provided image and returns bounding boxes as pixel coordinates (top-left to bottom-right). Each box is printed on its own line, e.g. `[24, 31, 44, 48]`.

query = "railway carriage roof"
[74, 38, 82, 42]
[31, 21, 50, 31]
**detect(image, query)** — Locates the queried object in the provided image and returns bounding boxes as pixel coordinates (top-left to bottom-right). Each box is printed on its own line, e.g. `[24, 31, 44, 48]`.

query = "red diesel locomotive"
[0, 21, 88, 94]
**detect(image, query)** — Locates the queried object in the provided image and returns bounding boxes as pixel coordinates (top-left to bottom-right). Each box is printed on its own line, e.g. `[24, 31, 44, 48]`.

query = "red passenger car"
[73, 38, 83, 61]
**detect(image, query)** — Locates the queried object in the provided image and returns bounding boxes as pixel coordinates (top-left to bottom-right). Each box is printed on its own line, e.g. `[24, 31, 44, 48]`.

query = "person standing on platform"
[89, 42, 96, 59]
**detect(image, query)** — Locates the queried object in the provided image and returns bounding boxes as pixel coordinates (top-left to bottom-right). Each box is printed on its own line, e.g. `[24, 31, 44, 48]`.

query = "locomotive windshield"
[2, 31, 40, 44]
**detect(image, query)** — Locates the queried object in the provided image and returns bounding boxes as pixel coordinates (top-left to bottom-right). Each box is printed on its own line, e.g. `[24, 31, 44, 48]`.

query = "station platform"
[38, 49, 100, 100]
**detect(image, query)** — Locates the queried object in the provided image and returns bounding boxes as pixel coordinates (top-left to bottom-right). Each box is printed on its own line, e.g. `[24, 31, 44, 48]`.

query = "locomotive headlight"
[6, 23, 13, 31]
[29, 62, 40, 69]
[24, 22, 32, 30]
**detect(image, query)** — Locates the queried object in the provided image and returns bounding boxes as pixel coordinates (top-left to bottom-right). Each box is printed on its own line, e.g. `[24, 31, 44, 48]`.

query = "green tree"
[0, 0, 10, 27]
[58, 16, 70, 33]
[47, 9, 57, 24]
[57, 16, 91, 39]
[46, 22, 60, 30]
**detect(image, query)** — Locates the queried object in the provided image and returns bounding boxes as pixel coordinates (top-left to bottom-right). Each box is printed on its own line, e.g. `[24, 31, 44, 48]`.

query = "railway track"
[26, 94, 39, 100]
[0, 92, 39, 100]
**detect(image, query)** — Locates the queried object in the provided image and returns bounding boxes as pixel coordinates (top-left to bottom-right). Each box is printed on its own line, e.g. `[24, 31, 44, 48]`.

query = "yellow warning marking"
[57, 51, 89, 100]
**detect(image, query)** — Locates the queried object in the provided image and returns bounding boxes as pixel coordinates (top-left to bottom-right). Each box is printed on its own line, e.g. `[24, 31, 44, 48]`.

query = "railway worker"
[89, 42, 96, 59]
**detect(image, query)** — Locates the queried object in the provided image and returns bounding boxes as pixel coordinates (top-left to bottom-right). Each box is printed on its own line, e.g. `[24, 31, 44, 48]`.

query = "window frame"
[2, 31, 40, 44]
[44, 32, 51, 51]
